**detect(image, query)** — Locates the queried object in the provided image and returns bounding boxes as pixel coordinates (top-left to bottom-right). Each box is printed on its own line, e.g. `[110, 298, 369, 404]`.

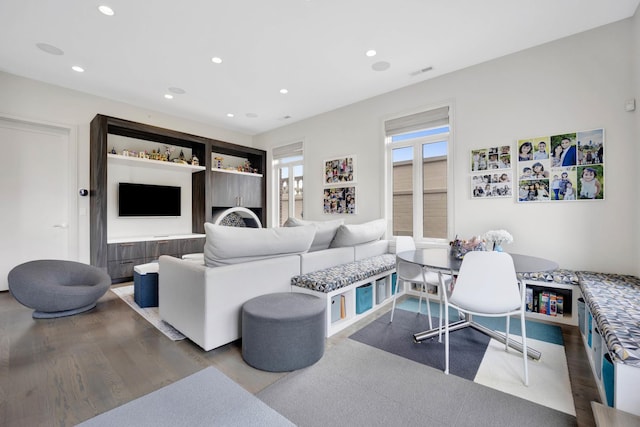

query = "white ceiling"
[1, 0, 638, 135]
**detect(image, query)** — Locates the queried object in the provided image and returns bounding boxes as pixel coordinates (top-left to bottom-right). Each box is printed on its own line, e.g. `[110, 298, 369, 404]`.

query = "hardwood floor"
[0, 289, 599, 426]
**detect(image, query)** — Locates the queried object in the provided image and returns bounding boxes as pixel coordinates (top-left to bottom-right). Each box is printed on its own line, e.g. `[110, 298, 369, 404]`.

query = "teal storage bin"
[391, 273, 398, 295]
[588, 310, 593, 347]
[602, 352, 615, 407]
[577, 297, 585, 335]
[356, 283, 373, 314]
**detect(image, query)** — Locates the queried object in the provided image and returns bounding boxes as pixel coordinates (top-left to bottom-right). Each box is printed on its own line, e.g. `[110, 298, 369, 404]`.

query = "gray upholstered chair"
[8, 259, 111, 318]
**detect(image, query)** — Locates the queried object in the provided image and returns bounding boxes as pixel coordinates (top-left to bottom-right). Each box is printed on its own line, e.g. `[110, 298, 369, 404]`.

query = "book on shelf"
[340, 294, 346, 319]
[549, 292, 557, 317]
[525, 287, 533, 312]
[539, 291, 549, 315]
[556, 295, 564, 317]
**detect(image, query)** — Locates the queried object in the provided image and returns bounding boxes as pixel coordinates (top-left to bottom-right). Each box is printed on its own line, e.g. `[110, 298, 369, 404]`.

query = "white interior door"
[0, 117, 76, 291]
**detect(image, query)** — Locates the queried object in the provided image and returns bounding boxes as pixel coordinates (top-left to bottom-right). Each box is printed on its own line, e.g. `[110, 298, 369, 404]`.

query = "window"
[385, 107, 451, 242]
[273, 142, 303, 226]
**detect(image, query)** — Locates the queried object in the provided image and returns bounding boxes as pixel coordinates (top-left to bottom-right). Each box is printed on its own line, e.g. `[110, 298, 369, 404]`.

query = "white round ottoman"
[242, 292, 326, 372]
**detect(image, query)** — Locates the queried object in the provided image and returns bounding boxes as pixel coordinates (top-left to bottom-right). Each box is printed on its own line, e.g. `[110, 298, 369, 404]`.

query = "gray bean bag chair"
[8, 260, 111, 318]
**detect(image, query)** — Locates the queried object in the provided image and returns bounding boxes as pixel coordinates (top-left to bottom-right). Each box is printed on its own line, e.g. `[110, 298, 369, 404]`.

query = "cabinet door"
[211, 173, 239, 206]
[107, 242, 146, 262]
[108, 257, 145, 282]
[178, 238, 205, 256]
[237, 174, 263, 208]
[146, 240, 180, 260]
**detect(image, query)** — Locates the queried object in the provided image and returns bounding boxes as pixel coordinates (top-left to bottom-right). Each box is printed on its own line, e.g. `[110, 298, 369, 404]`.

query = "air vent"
[409, 66, 433, 77]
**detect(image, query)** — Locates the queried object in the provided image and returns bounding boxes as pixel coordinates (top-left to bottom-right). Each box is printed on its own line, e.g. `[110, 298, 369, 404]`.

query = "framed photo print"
[323, 186, 356, 214]
[516, 128, 604, 202]
[324, 155, 355, 185]
[471, 172, 513, 199]
[470, 145, 512, 172]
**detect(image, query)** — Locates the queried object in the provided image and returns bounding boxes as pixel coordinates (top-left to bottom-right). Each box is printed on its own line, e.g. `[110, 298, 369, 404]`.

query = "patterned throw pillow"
[218, 212, 246, 227]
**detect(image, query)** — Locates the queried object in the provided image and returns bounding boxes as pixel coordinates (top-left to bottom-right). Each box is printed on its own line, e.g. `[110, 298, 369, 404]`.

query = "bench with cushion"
[291, 254, 396, 336]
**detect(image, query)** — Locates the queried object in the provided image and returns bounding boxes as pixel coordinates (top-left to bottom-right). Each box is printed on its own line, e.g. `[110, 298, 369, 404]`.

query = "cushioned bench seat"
[291, 254, 396, 293]
[517, 268, 580, 285]
[577, 271, 640, 367]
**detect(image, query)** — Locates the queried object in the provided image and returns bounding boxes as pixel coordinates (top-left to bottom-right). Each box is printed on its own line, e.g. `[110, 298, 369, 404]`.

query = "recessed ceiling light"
[168, 87, 186, 95]
[211, 57, 223, 64]
[71, 65, 85, 73]
[366, 49, 377, 57]
[164, 94, 173, 99]
[98, 5, 114, 16]
[226, 113, 235, 118]
[371, 61, 391, 71]
[36, 43, 64, 56]
[279, 89, 288, 94]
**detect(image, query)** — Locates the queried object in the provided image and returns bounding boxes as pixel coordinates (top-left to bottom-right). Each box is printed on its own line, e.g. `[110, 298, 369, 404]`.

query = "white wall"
[0, 72, 253, 263]
[634, 9, 640, 274]
[256, 17, 639, 275]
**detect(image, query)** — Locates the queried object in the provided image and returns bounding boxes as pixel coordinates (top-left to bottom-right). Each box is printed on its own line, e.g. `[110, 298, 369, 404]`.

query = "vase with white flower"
[483, 229, 513, 252]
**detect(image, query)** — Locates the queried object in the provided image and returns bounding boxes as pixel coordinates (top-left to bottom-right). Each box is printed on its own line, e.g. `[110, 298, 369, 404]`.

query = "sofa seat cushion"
[204, 223, 315, 267]
[292, 254, 395, 293]
[578, 271, 640, 366]
[284, 218, 344, 252]
[517, 269, 579, 285]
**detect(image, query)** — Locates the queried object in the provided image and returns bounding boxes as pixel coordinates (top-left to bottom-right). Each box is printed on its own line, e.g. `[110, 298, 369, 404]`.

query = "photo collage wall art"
[470, 145, 513, 199]
[516, 128, 604, 202]
[323, 155, 356, 214]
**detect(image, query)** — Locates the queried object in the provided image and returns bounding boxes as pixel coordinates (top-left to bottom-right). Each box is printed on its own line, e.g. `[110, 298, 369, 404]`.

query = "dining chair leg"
[521, 311, 529, 386]
[437, 286, 443, 342]
[390, 280, 399, 323]
[505, 315, 510, 352]
[444, 301, 450, 375]
[424, 286, 433, 330]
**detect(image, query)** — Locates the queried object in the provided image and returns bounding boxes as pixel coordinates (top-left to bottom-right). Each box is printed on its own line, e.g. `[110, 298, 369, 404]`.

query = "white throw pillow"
[284, 218, 344, 252]
[204, 223, 315, 267]
[330, 219, 386, 248]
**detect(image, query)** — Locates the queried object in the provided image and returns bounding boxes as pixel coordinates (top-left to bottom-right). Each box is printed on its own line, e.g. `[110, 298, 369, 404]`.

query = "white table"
[396, 248, 559, 360]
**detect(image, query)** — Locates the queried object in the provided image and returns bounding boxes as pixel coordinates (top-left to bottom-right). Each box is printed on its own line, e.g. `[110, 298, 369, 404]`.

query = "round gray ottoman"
[8, 259, 112, 319]
[242, 292, 326, 372]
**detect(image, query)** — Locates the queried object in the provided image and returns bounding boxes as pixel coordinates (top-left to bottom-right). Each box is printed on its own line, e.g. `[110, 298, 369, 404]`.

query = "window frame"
[272, 143, 304, 227]
[384, 113, 454, 246]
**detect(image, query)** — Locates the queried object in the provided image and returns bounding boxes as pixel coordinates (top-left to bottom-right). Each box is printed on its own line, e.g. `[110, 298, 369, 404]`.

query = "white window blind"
[273, 141, 303, 160]
[384, 106, 449, 137]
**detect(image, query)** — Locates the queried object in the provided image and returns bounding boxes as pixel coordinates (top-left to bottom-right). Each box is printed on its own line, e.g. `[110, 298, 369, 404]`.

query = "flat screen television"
[118, 183, 181, 217]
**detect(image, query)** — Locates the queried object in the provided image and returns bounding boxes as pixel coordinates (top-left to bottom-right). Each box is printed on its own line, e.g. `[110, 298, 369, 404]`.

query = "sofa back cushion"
[330, 219, 386, 248]
[284, 218, 344, 252]
[204, 223, 315, 267]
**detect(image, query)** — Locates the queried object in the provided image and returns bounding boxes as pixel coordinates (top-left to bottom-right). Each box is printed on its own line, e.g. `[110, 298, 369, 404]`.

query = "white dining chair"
[441, 250, 529, 385]
[391, 236, 449, 338]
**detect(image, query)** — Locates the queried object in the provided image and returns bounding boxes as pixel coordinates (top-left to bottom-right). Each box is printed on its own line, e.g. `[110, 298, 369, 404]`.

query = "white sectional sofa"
[158, 219, 394, 351]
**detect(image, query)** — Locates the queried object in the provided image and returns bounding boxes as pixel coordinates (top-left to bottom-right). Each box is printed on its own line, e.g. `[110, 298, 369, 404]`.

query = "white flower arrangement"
[483, 229, 514, 246]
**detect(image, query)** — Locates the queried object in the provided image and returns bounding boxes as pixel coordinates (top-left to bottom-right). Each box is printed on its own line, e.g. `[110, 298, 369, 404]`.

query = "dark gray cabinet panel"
[145, 240, 180, 260]
[107, 242, 146, 262]
[179, 237, 205, 255]
[211, 172, 263, 208]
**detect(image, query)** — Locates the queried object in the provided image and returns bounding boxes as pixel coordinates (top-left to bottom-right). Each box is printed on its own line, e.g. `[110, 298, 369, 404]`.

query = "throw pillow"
[284, 218, 344, 252]
[330, 218, 386, 248]
[204, 223, 315, 267]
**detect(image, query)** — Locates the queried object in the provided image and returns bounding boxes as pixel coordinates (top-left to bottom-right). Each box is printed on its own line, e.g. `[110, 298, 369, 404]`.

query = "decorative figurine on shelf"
[243, 160, 251, 173]
[191, 155, 199, 166]
[110, 147, 117, 154]
[214, 157, 223, 168]
[164, 145, 173, 162]
[179, 150, 185, 161]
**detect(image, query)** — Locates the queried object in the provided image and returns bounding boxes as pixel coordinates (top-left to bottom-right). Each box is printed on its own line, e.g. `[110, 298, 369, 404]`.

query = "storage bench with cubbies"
[291, 254, 397, 337]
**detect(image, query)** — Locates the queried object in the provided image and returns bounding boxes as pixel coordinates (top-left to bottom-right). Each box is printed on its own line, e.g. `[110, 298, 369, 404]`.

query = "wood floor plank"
[0, 289, 600, 426]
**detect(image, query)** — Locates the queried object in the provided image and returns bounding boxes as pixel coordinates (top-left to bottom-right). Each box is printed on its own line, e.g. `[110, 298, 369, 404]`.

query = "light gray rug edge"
[257, 339, 577, 427]
[78, 366, 294, 427]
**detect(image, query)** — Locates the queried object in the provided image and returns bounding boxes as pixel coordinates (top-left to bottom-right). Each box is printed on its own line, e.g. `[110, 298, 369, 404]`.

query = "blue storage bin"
[588, 310, 593, 347]
[602, 352, 615, 407]
[391, 273, 398, 295]
[134, 262, 159, 308]
[356, 283, 373, 314]
[577, 297, 585, 335]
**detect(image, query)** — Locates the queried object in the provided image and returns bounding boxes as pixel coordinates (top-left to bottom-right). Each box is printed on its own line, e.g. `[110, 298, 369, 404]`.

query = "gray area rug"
[78, 367, 294, 427]
[257, 339, 577, 427]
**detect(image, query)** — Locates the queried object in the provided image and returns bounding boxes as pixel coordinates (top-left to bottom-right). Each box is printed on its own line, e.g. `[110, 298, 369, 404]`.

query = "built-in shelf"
[107, 153, 205, 173]
[211, 167, 263, 177]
